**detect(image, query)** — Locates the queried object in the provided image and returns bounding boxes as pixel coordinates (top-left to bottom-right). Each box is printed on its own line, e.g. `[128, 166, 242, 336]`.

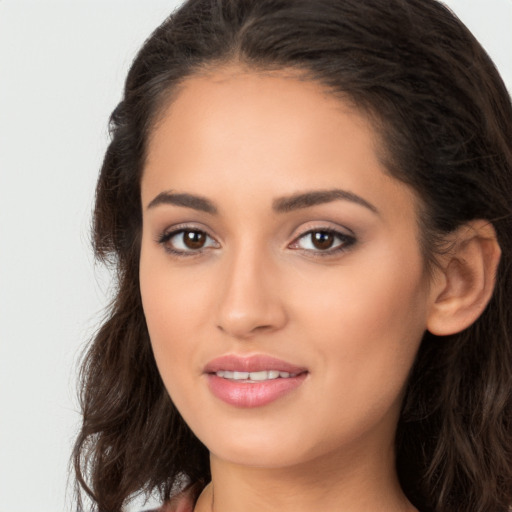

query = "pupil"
[312, 231, 334, 250]
[184, 231, 206, 249]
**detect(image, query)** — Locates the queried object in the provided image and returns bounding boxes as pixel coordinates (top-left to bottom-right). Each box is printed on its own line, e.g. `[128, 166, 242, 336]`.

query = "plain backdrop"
[0, 1, 510, 511]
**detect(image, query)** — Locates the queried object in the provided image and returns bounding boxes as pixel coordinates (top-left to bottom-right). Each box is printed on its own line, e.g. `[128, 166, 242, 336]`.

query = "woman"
[73, 1, 512, 511]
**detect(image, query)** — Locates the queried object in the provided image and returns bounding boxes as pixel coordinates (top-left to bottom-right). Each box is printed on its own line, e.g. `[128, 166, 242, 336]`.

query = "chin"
[198, 423, 311, 468]
[211, 443, 312, 469]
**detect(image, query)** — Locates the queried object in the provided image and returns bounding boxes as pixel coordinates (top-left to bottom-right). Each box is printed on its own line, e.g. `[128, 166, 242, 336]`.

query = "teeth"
[250, 371, 270, 381]
[215, 370, 298, 381]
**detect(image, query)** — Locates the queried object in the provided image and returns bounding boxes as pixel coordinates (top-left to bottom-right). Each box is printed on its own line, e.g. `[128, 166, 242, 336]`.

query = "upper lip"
[204, 354, 308, 374]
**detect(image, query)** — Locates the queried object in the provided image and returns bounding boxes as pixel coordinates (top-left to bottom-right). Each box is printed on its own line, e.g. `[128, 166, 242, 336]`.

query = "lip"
[204, 354, 308, 408]
[204, 354, 307, 374]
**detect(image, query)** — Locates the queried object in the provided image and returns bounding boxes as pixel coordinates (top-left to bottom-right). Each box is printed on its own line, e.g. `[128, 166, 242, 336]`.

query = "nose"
[215, 248, 288, 339]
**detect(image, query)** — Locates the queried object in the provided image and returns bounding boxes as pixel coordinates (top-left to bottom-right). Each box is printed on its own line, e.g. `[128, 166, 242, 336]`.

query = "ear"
[427, 220, 501, 336]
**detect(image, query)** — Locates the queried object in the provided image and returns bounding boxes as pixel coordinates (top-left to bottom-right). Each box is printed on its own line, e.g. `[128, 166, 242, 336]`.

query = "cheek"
[140, 235, 214, 333]
[295, 243, 427, 333]
[141, 274, 204, 340]
[290, 243, 429, 394]
[139, 248, 209, 393]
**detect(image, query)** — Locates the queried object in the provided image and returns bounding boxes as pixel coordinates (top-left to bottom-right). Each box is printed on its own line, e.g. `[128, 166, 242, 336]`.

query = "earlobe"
[426, 220, 501, 336]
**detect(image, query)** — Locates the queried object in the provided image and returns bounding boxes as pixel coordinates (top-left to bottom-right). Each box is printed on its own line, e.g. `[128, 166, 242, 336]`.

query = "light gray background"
[0, 1, 510, 511]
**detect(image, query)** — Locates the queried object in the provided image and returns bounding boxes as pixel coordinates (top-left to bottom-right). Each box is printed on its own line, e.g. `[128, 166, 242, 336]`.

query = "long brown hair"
[74, 1, 512, 511]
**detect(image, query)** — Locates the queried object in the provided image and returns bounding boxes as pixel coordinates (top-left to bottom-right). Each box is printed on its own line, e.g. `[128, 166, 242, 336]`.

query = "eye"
[290, 229, 355, 254]
[158, 228, 219, 255]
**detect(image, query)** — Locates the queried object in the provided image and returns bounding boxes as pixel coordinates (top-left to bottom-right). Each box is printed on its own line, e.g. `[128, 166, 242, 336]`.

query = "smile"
[214, 370, 298, 381]
[204, 354, 308, 408]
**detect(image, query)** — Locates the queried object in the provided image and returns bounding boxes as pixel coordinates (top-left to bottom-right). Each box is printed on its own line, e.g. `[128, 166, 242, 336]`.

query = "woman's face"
[140, 68, 437, 469]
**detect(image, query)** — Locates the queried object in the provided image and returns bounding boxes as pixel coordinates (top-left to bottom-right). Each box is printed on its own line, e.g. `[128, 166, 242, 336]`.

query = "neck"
[195, 441, 416, 512]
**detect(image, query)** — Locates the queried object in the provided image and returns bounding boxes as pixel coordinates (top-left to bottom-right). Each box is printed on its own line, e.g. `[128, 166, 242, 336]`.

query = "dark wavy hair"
[73, 1, 512, 511]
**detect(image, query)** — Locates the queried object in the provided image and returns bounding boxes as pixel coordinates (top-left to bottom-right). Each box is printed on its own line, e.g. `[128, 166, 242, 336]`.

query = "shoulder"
[142, 492, 195, 512]
[141, 481, 203, 512]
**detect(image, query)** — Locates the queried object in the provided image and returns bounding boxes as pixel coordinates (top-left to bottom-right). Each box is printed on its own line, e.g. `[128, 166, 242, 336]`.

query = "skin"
[139, 67, 442, 512]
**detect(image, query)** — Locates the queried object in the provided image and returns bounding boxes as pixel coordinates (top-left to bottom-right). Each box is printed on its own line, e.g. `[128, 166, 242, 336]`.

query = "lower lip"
[206, 373, 307, 408]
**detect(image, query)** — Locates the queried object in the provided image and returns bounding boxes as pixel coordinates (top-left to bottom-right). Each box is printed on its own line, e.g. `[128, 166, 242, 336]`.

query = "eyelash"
[289, 228, 356, 256]
[156, 226, 356, 258]
[157, 226, 219, 256]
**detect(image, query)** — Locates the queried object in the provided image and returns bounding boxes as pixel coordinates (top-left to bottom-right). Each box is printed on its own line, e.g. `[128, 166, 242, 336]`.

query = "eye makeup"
[288, 228, 356, 257]
[156, 225, 220, 257]
[155, 224, 357, 259]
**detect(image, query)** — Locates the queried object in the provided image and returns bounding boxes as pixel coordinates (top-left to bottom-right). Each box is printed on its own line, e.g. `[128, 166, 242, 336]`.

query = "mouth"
[204, 354, 308, 407]
[213, 370, 300, 382]
[204, 353, 307, 374]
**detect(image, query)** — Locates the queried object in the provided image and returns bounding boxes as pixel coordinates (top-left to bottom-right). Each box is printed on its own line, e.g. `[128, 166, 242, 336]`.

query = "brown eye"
[183, 230, 207, 249]
[290, 228, 356, 255]
[311, 231, 335, 250]
[158, 228, 219, 255]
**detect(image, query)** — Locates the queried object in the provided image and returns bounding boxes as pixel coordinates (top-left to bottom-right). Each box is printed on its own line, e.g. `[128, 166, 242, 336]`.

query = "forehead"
[145, 67, 376, 171]
[142, 67, 417, 222]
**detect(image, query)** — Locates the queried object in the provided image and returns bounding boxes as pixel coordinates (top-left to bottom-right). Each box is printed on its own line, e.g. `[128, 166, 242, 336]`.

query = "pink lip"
[204, 354, 308, 408]
[204, 354, 307, 374]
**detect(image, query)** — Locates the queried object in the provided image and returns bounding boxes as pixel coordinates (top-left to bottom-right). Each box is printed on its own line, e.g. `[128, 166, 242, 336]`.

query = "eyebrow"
[146, 188, 378, 215]
[272, 189, 379, 214]
[147, 191, 217, 214]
